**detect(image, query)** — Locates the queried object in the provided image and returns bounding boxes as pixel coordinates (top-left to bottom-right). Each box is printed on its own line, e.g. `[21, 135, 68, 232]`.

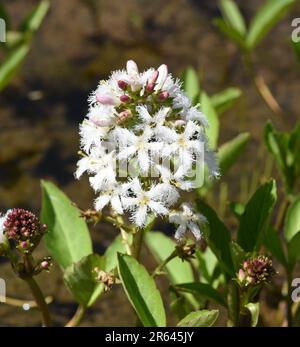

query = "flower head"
[238, 256, 276, 286]
[76, 60, 219, 236]
[0, 209, 47, 251]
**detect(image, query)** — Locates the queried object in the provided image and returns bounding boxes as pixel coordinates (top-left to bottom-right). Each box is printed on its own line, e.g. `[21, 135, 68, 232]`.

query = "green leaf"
[237, 180, 277, 252]
[41, 180, 92, 269]
[177, 309, 219, 327]
[264, 121, 300, 193]
[284, 196, 300, 242]
[264, 227, 288, 268]
[246, 0, 296, 50]
[288, 231, 300, 266]
[214, 18, 246, 49]
[117, 253, 166, 327]
[230, 241, 246, 272]
[196, 200, 235, 276]
[20, 0, 50, 33]
[145, 232, 194, 284]
[245, 302, 260, 327]
[195, 247, 218, 284]
[220, 0, 247, 36]
[218, 132, 250, 175]
[175, 282, 227, 307]
[211, 87, 242, 114]
[64, 254, 105, 308]
[0, 43, 30, 91]
[104, 234, 132, 272]
[200, 92, 219, 149]
[182, 67, 200, 102]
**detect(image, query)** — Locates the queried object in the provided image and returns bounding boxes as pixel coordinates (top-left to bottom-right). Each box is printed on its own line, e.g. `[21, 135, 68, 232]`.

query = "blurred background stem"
[243, 54, 284, 118]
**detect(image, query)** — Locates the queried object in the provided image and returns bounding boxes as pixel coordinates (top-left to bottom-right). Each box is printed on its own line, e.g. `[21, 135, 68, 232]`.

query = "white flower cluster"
[76, 60, 219, 239]
[0, 211, 9, 245]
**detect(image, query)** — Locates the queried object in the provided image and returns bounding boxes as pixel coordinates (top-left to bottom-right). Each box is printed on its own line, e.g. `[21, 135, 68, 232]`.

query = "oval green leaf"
[41, 180, 93, 269]
[64, 254, 105, 308]
[177, 309, 219, 327]
[117, 253, 166, 327]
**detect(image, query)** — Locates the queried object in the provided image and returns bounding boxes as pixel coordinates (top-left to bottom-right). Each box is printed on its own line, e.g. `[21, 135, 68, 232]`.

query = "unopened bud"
[96, 94, 116, 105]
[155, 64, 168, 91]
[117, 80, 128, 90]
[158, 91, 169, 101]
[146, 70, 159, 92]
[126, 60, 139, 76]
[120, 94, 131, 103]
[117, 110, 131, 124]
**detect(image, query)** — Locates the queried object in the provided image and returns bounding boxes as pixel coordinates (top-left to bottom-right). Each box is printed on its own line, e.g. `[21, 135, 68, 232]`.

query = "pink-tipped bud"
[146, 70, 159, 92]
[158, 91, 169, 101]
[118, 80, 128, 90]
[41, 261, 49, 269]
[120, 94, 131, 103]
[96, 94, 116, 105]
[155, 64, 168, 91]
[117, 110, 131, 124]
[238, 269, 245, 282]
[20, 241, 28, 249]
[126, 60, 139, 76]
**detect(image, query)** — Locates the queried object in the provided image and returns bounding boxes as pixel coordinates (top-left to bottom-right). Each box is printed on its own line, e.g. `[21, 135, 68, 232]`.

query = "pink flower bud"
[96, 94, 116, 105]
[20, 241, 28, 249]
[117, 110, 131, 124]
[238, 269, 245, 282]
[158, 91, 169, 101]
[146, 70, 159, 92]
[41, 261, 49, 269]
[120, 95, 131, 103]
[118, 80, 128, 90]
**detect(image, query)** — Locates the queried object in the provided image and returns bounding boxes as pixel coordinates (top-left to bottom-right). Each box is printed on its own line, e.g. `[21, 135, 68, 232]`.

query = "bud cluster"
[1, 208, 47, 252]
[238, 256, 276, 287]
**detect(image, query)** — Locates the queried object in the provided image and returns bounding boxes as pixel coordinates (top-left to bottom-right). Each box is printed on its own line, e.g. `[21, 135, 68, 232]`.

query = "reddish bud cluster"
[238, 255, 276, 286]
[3, 209, 47, 243]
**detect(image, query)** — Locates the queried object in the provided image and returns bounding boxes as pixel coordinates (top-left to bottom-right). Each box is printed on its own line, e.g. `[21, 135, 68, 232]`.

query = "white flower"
[76, 60, 219, 228]
[162, 120, 203, 172]
[122, 178, 171, 227]
[0, 211, 10, 245]
[169, 203, 206, 240]
[94, 184, 125, 214]
[185, 106, 209, 128]
[76, 148, 117, 191]
[0, 216, 5, 244]
[156, 164, 195, 191]
[112, 126, 163, 174]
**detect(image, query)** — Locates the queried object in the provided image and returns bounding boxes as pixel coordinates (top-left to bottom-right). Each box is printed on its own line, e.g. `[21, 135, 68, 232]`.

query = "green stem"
[132, 228, 144, 260]
[151, 250, 178, 278]
[120, 227, 132, 255]
[24, 277, 52, 327]
[65, 305, 86, 327]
